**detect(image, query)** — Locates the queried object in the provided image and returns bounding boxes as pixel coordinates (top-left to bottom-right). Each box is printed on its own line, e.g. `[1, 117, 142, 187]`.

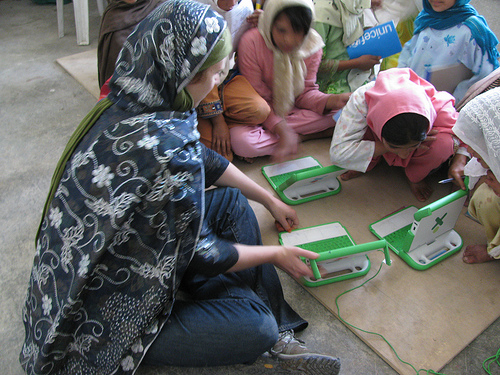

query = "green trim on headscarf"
[173, 89, 194, 112]
[38, 28, 232, 239]
[37, 98, 114, 240]
[200, 27, 232, 72]
[172, 28, 231, 113]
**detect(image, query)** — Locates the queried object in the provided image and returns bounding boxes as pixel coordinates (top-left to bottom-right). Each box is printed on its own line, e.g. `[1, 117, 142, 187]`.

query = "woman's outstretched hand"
[272, 246, 319, 279]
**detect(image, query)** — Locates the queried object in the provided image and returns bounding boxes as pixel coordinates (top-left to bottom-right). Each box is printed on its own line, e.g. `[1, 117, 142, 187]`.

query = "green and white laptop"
[262, 156, 344, 205]
[369, 187, 468, 270]
[279, 222, 391, 287]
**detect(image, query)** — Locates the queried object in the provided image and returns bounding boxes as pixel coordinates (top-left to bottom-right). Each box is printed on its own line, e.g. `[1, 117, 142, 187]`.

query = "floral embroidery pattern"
[137, 134, 160, 150]
[191, 36, 207, 56]
[49, 207, 63, 228]
[205, 17, 221, 33]
[92, 164, 115, 188]
[444, 34, 455, 47]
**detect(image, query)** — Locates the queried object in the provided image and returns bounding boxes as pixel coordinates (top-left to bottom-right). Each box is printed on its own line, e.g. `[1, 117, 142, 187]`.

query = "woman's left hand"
[273, 246, 319, 279]
[268, 197, 299, 233]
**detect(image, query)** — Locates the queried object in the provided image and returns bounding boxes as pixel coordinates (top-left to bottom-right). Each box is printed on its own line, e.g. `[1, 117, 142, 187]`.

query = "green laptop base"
[279, 222, 391, 286]
[369, 187, 468, 271]
[370, 224, 464, 271]
[398, 242, 463, 271]
[262, 157, 343, 205]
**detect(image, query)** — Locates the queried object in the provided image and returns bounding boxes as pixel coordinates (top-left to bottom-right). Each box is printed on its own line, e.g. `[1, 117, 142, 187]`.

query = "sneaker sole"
[278, 354, 341, 375]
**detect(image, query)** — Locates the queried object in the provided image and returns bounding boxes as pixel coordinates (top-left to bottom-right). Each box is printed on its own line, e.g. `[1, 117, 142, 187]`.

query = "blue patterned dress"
[398, 0, 499, 103]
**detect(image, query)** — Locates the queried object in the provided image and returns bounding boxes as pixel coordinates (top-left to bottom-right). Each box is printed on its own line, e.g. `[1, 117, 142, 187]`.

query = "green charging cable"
[334, 252, 499, 374]
[483, 347, 500, 374]
[334, 257, 446, 375]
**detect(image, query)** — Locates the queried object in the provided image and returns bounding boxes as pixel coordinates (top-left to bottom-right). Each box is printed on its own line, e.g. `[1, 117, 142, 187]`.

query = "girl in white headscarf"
[452, 87, 500, 264]
[313, 0, 381, 94]
[233, 0, 351, 162]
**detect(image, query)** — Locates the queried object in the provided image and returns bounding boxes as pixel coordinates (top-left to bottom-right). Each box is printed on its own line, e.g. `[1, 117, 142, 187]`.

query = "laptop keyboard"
[384, 224, 412, 251]
[297, 235, 354, 253]
[269, 166, 321, 187]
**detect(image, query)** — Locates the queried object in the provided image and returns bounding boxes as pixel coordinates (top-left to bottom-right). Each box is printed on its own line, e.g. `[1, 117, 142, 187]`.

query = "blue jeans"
[142, 187, 307, 367]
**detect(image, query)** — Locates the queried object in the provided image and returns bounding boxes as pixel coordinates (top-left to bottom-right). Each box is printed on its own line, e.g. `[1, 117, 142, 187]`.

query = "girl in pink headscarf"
[330, 68, 461, 201]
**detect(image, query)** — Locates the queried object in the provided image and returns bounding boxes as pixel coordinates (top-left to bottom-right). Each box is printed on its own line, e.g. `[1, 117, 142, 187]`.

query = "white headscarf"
[453, 87, 500, 182]
[198, 0, 254, 53]
[313, 0, 370, 46]
[258, 0, 324, 117]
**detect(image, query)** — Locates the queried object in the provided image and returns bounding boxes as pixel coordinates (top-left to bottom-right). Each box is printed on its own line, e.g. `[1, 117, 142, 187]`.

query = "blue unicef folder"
[346, 21, 402, 59]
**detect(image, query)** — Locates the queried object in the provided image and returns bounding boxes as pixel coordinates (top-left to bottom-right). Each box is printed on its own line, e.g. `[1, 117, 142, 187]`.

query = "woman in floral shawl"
[19, 1, 341, 374]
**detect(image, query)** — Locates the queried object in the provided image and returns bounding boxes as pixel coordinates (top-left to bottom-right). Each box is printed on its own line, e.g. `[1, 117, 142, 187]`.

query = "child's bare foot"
[409, 179, 433, 201]
[340, 170, 363, 181]
[463, 244, 494, 264]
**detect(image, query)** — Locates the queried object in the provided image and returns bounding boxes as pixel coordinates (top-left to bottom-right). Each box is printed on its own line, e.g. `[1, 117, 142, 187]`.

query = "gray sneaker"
[269, 330, 341, 375]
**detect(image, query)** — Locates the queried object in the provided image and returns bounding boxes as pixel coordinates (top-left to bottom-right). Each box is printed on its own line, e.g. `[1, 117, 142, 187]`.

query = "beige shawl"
[314, 0, 370, 46]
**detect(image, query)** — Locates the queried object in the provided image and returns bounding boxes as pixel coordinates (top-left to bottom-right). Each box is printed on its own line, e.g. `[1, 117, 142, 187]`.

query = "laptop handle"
[414, 182, 469, 221]
[309, 239, 391, 280]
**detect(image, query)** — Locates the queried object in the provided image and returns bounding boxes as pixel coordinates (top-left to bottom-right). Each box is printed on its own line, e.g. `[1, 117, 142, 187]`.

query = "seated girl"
[451, 87, 500, 264]
[330, 68, 460, 202]
[375, 0, 423, 70]
[195, 0, 267, 162]
[313, 0, 382, 95]
[233, 0, 351, 162]
[397, 0, 500, 103]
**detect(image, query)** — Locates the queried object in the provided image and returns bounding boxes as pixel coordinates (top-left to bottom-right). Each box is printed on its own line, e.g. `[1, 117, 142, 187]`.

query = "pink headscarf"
[364, 68, 457, 167]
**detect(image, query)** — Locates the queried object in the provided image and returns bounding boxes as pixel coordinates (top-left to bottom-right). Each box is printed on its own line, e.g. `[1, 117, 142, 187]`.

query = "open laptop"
[279, 222, 391, 286]
[262, 156, 344, 205]
[369, 187, 468, 270]
[426, 63, 473, 94]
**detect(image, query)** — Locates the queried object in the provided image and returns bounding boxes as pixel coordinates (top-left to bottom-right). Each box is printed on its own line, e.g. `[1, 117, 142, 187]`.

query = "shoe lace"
[271, 330, 307, 356]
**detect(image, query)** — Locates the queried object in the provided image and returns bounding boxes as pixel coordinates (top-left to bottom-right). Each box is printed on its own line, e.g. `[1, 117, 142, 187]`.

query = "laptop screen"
[408, 190, 468, 252]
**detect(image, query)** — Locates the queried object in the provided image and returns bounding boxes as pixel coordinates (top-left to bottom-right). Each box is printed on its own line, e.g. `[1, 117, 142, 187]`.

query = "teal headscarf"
[414, 0, 499, 69]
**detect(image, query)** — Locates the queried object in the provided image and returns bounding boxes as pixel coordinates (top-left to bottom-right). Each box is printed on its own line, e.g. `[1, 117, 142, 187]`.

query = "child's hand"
[246, 9, 263, 27]
[371, 0, 382, 9]
[485, 170, 500, 197]
[269, 197, 299, 233]
[272, 246, 319, 279]
[354, 55, 381, 71]
[417, 129, 439, 151]
[448, 153, 467, 190]
[326, 92, 351, 111]
[424, 129, 439, 142]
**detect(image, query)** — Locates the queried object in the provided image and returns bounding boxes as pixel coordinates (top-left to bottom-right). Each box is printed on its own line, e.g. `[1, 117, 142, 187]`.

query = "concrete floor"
[1, 0, 499, 374]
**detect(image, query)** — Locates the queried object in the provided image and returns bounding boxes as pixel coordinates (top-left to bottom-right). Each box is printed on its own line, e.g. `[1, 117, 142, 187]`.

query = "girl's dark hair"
[274, 6, 312, 35]
[381, 113, 429, 146]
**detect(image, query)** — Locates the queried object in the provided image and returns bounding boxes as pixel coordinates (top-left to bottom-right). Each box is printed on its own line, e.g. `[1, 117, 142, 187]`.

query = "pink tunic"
[231, 27, 337, 157]
[330, 68, 458, 183]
